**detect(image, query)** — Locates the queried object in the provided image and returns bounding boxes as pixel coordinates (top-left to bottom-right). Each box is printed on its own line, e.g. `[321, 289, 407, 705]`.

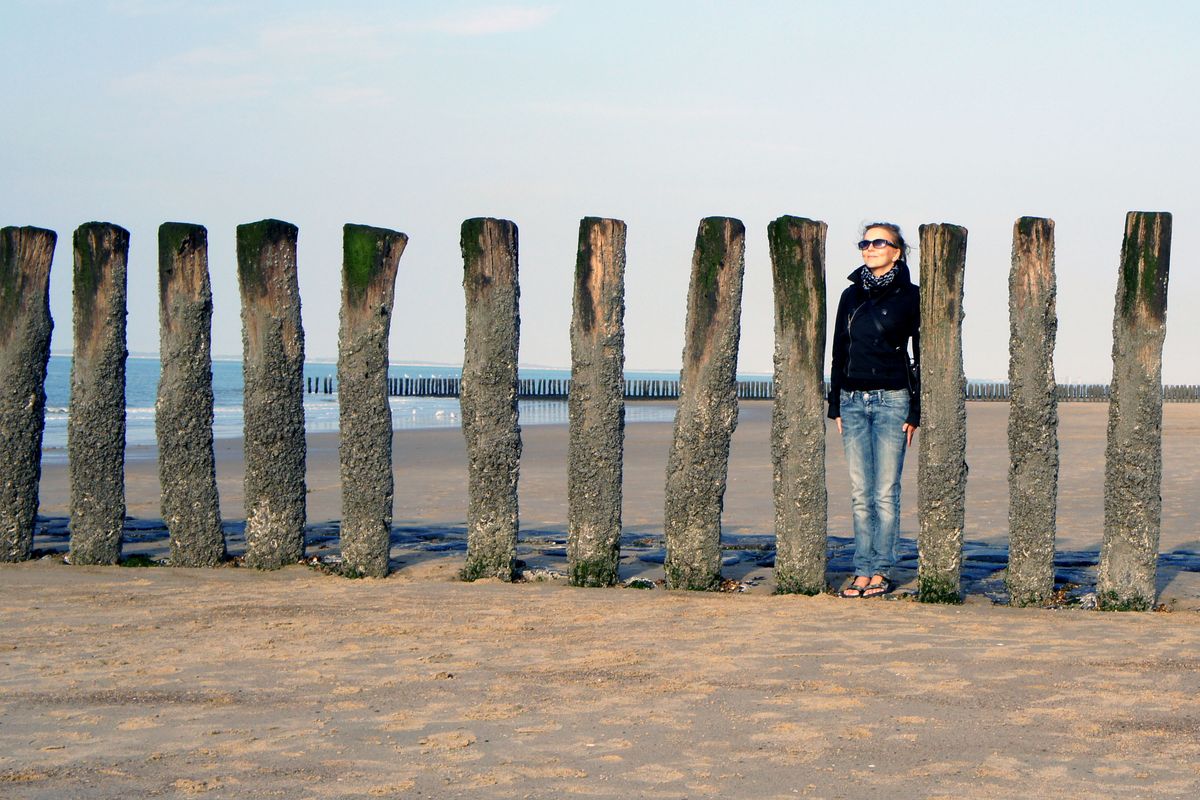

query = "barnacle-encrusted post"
[1098, 211, 1171, 611]
[917, 222, 968, 603]
[460, 218, 521, 582]
[338, 223, 406, 578]
[0, 226, 56, 562]
[1006, 217, 1058, 607]
[567, 217, 626, 587]
[157, 223, 224, 566]
[69, 222, 129, 565]
[768, 216, 828, 595]
[663, 217, 746, 591]
[237, 219, 306, 569]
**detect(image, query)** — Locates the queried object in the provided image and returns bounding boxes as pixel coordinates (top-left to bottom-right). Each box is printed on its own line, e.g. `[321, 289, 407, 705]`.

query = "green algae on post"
[236, 219, 306, 569]
[338, 223, 407, 578]
[664, 217, 745, 591]
[459, 218, 521, 582]
[157, 222, 225, 567]
[1099, 211, 1171, 611]
[684, 217, 734, 368]
[767, 215, 828, 596]
[236, 219, 297, 300]
[342, 223, 403, 307]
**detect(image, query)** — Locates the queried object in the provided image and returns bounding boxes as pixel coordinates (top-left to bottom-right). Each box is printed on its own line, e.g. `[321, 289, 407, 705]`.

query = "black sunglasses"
[857, 238, 899, 251]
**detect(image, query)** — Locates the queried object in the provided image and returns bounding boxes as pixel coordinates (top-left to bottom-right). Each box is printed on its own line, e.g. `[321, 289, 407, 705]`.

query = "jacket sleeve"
[906, 295, 921, 427]
[828, 291, 848, 420]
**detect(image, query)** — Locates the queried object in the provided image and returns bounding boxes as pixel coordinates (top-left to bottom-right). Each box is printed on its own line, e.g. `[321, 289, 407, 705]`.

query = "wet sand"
[28, 400, 1200, 601]
[3, 402, 1199, 797]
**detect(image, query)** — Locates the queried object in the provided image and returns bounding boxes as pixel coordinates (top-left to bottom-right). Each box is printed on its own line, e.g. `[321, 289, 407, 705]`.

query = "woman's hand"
[903, 422, 917, 447]
[835, 417, 842, 434]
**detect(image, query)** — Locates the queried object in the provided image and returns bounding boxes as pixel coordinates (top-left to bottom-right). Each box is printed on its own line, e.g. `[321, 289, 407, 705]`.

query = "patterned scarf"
[860, 264, 898, 292]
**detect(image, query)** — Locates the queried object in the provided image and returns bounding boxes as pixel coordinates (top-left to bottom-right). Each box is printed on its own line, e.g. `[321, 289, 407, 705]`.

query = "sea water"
[39, 355, 689, 459]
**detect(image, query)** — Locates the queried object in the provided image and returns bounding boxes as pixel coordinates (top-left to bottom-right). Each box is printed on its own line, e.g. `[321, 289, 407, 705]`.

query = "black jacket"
[827, 261, 920, 426]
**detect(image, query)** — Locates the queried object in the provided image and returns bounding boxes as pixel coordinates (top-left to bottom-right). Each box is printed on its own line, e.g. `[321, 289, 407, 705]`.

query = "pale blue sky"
[3, 0, 1196, 382]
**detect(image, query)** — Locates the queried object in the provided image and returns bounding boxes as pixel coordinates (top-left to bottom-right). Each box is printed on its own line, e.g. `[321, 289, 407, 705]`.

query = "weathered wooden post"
[767, 216, 827, 595]
[157, 223, 224, 567]
[917, 223, 967, 603]
[0, 227, 56, 562]
[567, 217, 627, 587]
[1098, 211, 1172, 610]
[1007, 217, 1058, 606]
[663, 217, 746, 591]
[460, 218, 521, 582]
[337, 223, 407, 578]
[237, 219, 306, 569]
[68, 222, 129, 565]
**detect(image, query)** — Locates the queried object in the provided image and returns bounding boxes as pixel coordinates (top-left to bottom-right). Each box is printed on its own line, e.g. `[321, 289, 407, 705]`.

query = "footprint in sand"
[172, 778, 219, 794]
[974, 753, 1026, 780]
[117, 717, 162, 731]
[629, 763, 686, 783]
[418, 730, 476, 753]
[464, 702, 523, 720]
[368, 780, 415, 795]
[378, 712, 427, 732]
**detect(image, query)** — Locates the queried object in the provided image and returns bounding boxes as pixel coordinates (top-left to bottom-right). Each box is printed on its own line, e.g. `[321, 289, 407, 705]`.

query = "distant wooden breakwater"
[313, 376, 767, 400]
[0, 213, 1177, 611]
[307, 375, 1200, 402]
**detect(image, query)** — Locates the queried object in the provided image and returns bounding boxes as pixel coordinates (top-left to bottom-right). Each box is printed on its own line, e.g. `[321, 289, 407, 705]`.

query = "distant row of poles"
[304, 375, 1200, 402]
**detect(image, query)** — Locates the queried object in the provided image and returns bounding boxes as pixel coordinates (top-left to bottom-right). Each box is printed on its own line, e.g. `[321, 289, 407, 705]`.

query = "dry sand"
[3, 402, 1199, 798]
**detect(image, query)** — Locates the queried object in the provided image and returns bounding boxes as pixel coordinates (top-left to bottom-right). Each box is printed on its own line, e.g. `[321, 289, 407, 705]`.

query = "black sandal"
[862, 576, 894, 598]
[840, 578, 869, 598]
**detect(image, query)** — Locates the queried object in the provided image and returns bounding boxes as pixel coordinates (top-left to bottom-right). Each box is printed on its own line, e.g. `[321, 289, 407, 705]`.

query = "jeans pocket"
[882, 389, 909, 410]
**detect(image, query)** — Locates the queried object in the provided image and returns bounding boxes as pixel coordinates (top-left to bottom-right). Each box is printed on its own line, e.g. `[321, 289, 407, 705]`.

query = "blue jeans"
[839, 389, 909, 579]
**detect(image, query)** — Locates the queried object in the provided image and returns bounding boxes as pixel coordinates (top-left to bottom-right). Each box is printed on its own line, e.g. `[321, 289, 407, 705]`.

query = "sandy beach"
[3, 401, 1199, 798]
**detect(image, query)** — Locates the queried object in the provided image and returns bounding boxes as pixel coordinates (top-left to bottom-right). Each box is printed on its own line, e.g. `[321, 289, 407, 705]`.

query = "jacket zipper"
[846, 299, 869, 376]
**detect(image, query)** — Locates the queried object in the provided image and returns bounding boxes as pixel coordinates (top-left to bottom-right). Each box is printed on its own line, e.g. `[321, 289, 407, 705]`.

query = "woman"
[828, 222, 920, 598]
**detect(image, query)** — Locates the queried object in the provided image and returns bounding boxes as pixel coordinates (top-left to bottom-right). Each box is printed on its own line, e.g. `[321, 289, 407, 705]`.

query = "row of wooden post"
[0, 213, 1172, 608]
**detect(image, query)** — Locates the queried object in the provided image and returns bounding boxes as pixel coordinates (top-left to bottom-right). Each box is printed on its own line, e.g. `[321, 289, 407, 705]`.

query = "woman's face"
[861, 226, 901, 275]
